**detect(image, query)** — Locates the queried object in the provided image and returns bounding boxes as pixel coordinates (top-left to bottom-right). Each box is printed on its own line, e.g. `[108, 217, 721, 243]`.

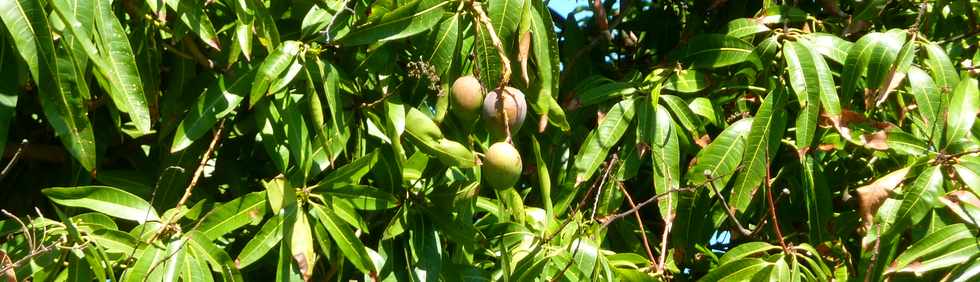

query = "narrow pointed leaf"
[43, 186, 159, 223]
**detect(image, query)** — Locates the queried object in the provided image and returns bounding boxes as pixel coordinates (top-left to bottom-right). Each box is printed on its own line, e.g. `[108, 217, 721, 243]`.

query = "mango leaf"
[663, 70, 709, 94]
[250, 41, 302, 108]
[164, 0, 221, 49]
[840, 32, 903, 103]
[181, 247, 214, 282]
[660, 95, 704, 137]
[172, 71, 253, 152]
[336, 0, 448, 46]
[288, 210, 316, 280]
[889, 223, 978, 274]
[93, 0, 152, 134]
[311, 203, 376, 274]
[954, 156, 980, 193]
[889, 165, 944, 236]
[886, 131, 930, 156]
[669, 34, 755, 69]
[186, 231, 244, 282]
[699, 258, 769, 282]
[194, 191, 267, 240]
[689, 118, 753, 189]
[120, 244, 165, 282]
[90, 229, 139, 254]
[1, 0, 97, 171]
[725, 18, 769, 38]
[421, 14, 461, 78]
[311, 150, 380, 190]
[783, 41, 824, 150]
[528, 0, 569, 131]
[730, 88, 787, 213]
[922, 42, 959, 91]
[237, 215, 284, 268]
[799, 33, 852, 64]
[473, 0, 527, 89]
[944, 76, 979, 145]
[318, 185, 399, 210]
[577, 81, 637, 107]
[574, 99, 635, 184]
[650, 104, 681, 219]
[43, 186, 159, 223]
[907, 66, 943, 139]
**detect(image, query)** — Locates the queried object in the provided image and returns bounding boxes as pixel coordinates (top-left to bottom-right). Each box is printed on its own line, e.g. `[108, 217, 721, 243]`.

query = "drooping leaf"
[663, 70, 709, 94]
[185, 231, 244, 282]
[689, 118, 753, 189]
[172, 71, 253, 152]
[725, 18, 769, 38]
[2, 0, 97, 171]
[237, 215, 285, 268]
[93, 0, 152, 134]
[573, 99, 635, 184]
[311, 203, 376, 274]
[194, 191, 267, 240]
[164, 0, 221, 49]
[336, 0, 448, 46]
[730, 88, 787, 213]
[889, 165, 944, 236]
[250, 41, 302, 107]
[650, 104, 681, 219]
[944, 76, 979, 145]
[42, 186, 159, 223]
[669, 34, 755, 69]
[840, 32, 903, 104]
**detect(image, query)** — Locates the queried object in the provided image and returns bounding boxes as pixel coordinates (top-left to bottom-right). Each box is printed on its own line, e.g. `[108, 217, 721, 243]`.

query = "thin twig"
[765, 147, 790, 253]
[707, 180, 753, 236]
[0, 140, 25, 182]
[590, 154, 619, 220]
[600, 188, 695, 228]
[543, 155, 617, 243]
[614, 182, 659, 269]
[175, 119, 226, 208]
[469, 0, 512, 88]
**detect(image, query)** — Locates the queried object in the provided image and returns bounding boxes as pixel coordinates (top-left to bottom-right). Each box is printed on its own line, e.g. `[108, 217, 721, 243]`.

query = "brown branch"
[175, 119, 226, 208]
[599, 188, 695, 228]
[707, 179, 753, 236]
[765, 147, 790, 253]
[469, 0, 512, 88]
[614, 182, 658, 269]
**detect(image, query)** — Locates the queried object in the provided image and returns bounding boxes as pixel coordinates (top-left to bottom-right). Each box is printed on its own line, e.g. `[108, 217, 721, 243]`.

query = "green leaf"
[577, 80, 637, 107]
[954, 156, 980, 194]
[725, 18, 769, 38]
[670, 34, 755, 69]
[182, 247, 215, 282]
[574, 99, 635, 184]
[90, 229, 139, 254]
[528, 0, 569, 131]
[784, 40, 838, 150]
[421, 13, 460, 78]
[311, 203, 376, 274]
[890, 223, 977, 273]
[336, 0, 448, 46]
[42, 186, 159, 223]
[250, 41, 302, 108]
[237, 215, 284, 268]
[689, 118, 753, 189]
[907, 66, 943, 139]
[318, 185, 399, 210]
[663, 70, 709, 94]
[164, 0, 221, 49]
[121, 245, 165, 282]
[651, 104, 681, 219]
[944, 76, 979, 145]
[799, 33, 852, 64]
[194, 191, 267, 240]
[719, 242, 779, 265]
[311, 150, 379, 190]
[185, 231, 244, 282]
[172, 71, 253, 152]
[841, 32, 903, 103]
[660, 95, 704, 137]
[93, 0, 152, 134]
[699, 258, 770, 282]
[1, 0, 97, 171]
[730, 88, 787, 213]
[922, 42, 959, 91]
[890, 165, 944, 236]
[473, 0, 526, 88]
[886, 131, 930, 156]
